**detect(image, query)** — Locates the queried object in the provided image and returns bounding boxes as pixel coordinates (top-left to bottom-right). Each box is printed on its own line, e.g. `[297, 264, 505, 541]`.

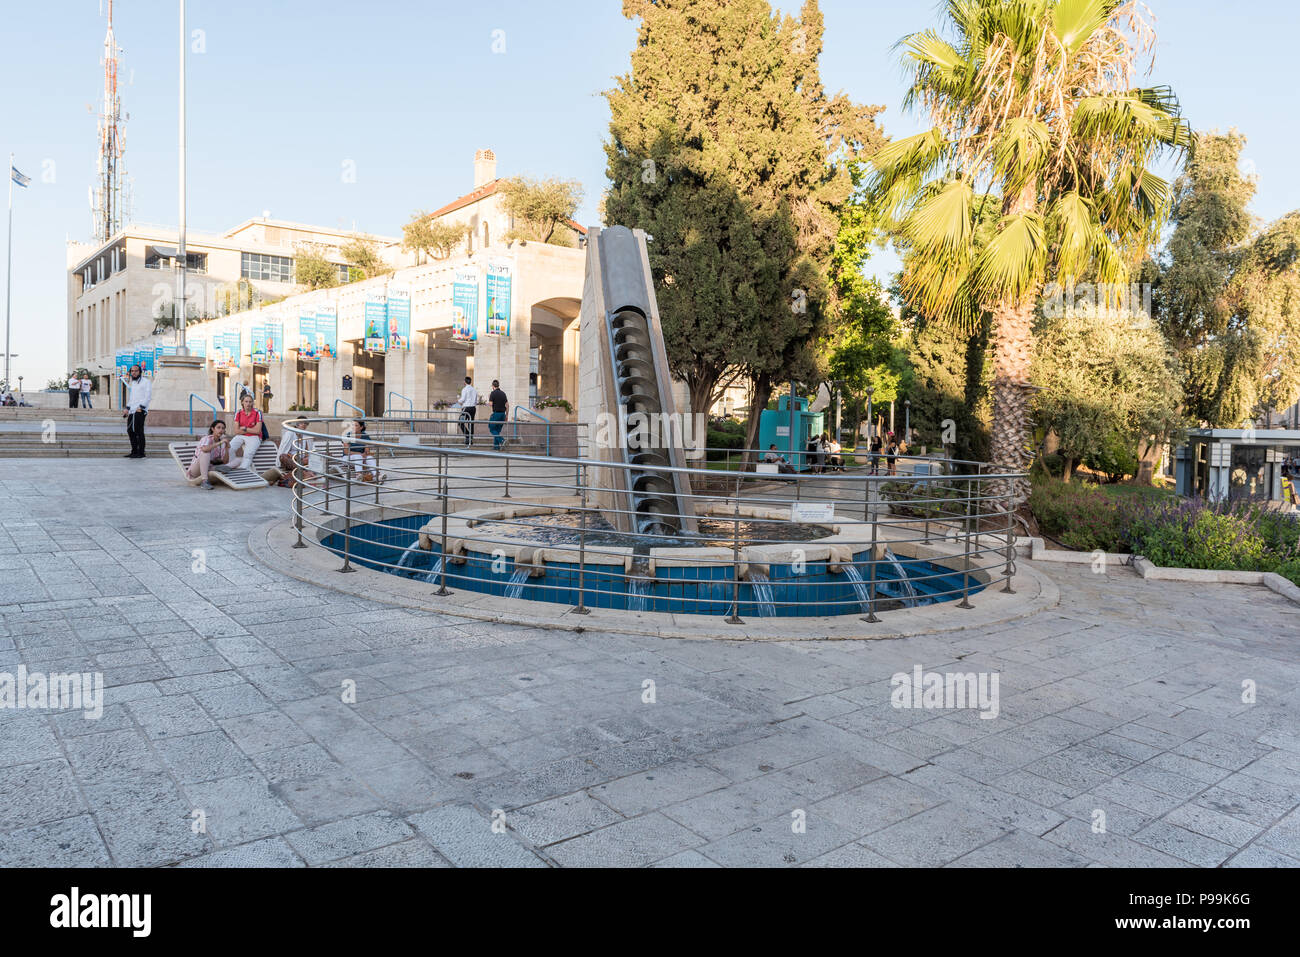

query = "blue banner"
[485, 261, 512, 337]
[452, 267, 478, 341]
[364, 297, 387, 353]
[387, 285, 411, 351]
[190, 338, 206, 359]
[298, 314, 317, 358]
[317, 306, 338, 359]
[266, 320, 283, 363]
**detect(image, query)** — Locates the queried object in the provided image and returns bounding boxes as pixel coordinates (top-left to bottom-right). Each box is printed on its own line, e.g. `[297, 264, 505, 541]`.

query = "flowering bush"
[1030, 477, 1300, 584]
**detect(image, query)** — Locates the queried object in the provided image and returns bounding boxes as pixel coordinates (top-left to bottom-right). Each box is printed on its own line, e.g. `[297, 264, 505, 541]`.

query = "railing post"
[573, 471, 590, 615]
[957, 479, 973, 609]
[503, 455, 511, 499]
[725, 497, 744, 624]
[437, 450, 451, 596]
[1002, 482, 1016, 593]
[863, 503, 881, 624]
[292, 444, 307, 549]
[339, 465, 355, 574]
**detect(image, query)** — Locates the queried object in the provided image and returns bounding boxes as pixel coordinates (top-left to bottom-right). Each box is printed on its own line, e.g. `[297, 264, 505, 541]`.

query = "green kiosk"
[758, 393, 824, 471]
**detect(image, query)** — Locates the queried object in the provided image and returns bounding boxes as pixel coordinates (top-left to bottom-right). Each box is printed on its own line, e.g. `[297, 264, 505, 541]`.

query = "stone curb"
[248, 518, 1060, 642]
[1024, 537, 1300, 607]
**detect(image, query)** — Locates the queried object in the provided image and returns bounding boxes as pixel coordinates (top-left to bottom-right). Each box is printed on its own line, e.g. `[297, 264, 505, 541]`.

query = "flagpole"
[5, 152, 13, 392]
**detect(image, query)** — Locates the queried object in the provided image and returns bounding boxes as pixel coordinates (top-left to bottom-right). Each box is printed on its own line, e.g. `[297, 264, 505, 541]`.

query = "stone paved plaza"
[1, 458, 1298, 868]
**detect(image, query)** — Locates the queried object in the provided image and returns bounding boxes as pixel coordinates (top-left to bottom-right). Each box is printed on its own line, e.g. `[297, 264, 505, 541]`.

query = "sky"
[2, 0, 1298, 389]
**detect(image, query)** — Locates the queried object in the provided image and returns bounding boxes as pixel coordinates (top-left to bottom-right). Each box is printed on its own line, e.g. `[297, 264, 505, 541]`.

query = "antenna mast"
[93, 0, 129, 242]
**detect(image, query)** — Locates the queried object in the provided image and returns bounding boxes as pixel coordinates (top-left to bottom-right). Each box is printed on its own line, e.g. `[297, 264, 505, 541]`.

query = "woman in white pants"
[228, 392, 263, 470]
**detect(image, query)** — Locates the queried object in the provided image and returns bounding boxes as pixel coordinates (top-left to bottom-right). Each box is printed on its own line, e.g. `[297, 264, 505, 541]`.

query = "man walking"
[457, 375, 478, 446]
[120, 364, 151, 458]
[487, 379, 509, 450]
[79, 374, 93, 409]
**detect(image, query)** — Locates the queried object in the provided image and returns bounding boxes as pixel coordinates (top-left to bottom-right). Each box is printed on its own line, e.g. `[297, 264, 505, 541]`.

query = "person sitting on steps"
[186, 420, 231, 490]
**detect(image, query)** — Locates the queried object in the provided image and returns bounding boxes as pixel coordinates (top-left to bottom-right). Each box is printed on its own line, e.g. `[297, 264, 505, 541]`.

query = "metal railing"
[511, 405, 555, 455]
[188, 392, 219, 433]
[386, 391, 414, 419]
[333, 397, 364, 417]
[282, 416, 1024, 622]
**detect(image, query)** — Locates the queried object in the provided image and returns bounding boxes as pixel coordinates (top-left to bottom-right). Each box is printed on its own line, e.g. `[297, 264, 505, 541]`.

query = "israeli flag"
[11, 166, 30, 188]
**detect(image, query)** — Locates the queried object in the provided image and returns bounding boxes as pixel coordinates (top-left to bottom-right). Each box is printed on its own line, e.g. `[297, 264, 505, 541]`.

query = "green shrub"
[1084, 432, 1139, 483]
[1027, 479, 1125, 551]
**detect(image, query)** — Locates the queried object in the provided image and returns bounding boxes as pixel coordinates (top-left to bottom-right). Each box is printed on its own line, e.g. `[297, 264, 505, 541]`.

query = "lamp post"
[904, 399, 911, 445]
[176, 0, 189, 355]
[865, 386, 875, 444]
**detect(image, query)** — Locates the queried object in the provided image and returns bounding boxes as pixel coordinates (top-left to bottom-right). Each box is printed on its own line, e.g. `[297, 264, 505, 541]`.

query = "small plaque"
[791, 502, 834, 523]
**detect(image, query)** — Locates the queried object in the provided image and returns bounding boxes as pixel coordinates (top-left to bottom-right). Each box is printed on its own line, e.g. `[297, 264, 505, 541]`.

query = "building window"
[242, 252, 294, 283]
[483, 222, 489, 248]
[144, 248, 207, 273]
[337, 262, 353, 283]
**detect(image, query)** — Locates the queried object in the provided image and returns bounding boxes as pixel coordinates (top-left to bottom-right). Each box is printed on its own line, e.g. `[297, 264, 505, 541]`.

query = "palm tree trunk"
[988, 293, 1035, 505]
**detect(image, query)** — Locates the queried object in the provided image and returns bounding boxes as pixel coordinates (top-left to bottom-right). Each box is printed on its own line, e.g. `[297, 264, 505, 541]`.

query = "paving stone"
[506, 792, 625, 847]
[810, 775, 944, 837]
[860, 802, 1013, 866]
[547, 812, 701, 867]
[1131, 820, 1236, 867]
[588, 762, 732, 817]
[284, 810, 415, 865]
[0, 813, 110, 866]
[185, 773, 304, 845]
[321, 839, 450, 868]
[177, 837, 304, 868]
[408, 804, 548, 867]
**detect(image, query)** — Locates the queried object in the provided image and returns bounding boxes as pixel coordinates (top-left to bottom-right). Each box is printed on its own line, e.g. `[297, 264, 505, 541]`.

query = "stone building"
[66, 217, 408, 392]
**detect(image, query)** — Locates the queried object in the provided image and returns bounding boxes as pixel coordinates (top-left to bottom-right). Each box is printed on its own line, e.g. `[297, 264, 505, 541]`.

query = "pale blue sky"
[3, 0, 1297, 387]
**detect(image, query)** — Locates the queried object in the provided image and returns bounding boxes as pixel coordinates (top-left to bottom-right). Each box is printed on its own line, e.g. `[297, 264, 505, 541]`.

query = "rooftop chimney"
[474, 148, 497, 188]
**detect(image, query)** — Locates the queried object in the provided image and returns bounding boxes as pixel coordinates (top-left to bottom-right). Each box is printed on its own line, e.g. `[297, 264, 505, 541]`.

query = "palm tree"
[870, 0, 1190, 502]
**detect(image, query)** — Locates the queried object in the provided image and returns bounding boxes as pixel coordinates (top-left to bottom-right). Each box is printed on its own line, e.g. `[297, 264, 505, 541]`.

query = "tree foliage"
[605, 0, 885, 454]
[1152, 130, 1300, 426]
[1032, 306, 1186, 482]
[498, 176, 583, 245]
[872, 0, 1189, 495]
[294, 243, 339, 290]
[402, 213, 469, 261]
[340, 235, 393, 281]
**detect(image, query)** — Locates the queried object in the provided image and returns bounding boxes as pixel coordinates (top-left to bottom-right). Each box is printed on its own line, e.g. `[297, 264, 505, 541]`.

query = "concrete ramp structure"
[578, 226, 697, 536]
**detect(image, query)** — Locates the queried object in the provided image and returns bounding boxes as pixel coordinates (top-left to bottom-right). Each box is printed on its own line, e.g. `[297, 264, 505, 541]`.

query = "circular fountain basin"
[320, 500, 984, 618]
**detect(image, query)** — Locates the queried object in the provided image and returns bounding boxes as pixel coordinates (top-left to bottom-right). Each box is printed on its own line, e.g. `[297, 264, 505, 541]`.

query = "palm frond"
[1052, 0, 1117, 53]
[972, 211, 1048, 303]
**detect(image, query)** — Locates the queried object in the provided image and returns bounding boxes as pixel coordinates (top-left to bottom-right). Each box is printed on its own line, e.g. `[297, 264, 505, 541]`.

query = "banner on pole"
[386, 284, 411, 351]
[451, 267, 478, 341]
[364, 296, 387, 353]
[485, 261, 512, 337]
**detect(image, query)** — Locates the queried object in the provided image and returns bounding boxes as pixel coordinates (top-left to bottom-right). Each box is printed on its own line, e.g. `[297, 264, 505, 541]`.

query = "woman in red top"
[228, 392, 264, 470]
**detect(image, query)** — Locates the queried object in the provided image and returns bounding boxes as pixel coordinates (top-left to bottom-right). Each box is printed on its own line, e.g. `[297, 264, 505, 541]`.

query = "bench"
[168, 439, 281, 490]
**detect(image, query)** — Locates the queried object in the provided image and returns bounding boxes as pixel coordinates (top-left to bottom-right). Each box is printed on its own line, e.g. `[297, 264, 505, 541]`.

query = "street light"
[866, 385, 875, 444]
[904, 399, 911, 445]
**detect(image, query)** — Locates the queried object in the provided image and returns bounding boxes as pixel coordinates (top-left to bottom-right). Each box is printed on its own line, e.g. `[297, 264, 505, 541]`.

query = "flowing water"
[394, 539, 423, 571]
[882, 549, 920, 607]
[841, 563, 872, 614]
[418, 556, 444, 584]
[747, 571, 776, 617]
[504, 567, 531, 599]
[627, 577, 653, 612]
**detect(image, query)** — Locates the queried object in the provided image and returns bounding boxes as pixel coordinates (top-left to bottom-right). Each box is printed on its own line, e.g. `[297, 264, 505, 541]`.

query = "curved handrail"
[188, 392, 218, 434]
[511, 405, 552, 455]
[333, 397, 364, 418]
[387, 391, 414, 417]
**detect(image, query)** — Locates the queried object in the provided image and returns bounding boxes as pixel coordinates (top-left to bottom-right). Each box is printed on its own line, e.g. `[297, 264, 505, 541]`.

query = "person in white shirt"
[67, 373, 80, 409]
[79, 375, 93, 409]
[119, 365, 152, 458]
[457, 376, 478, 446]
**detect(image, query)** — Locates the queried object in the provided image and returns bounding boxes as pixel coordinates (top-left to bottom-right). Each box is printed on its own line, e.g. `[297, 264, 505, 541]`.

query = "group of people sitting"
[759, 430, 907, 475]
[184, 388, 382, 491]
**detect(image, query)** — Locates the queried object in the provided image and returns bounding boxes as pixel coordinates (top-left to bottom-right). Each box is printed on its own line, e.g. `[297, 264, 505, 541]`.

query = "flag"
[11, 167, 30, 188]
